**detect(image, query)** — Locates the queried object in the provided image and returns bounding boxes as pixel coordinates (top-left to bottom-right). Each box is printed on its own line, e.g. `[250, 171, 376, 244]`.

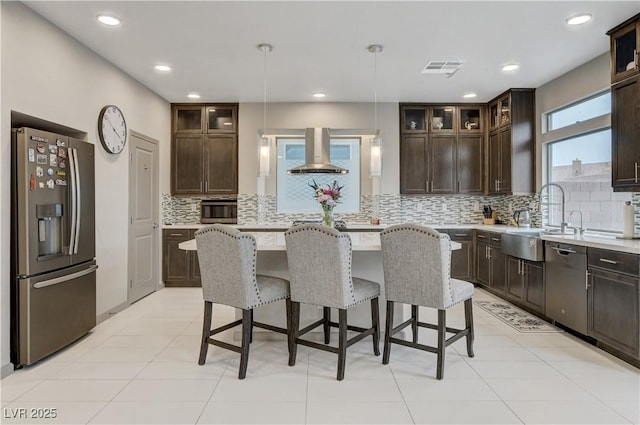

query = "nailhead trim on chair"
[196, 225, 267, 308]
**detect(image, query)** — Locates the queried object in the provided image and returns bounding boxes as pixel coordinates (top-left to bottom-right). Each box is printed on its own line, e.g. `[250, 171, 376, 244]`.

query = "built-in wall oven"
[201, 198, 238, 224]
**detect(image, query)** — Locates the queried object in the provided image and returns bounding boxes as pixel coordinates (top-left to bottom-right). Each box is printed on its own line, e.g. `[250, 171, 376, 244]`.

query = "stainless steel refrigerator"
[11, 127, 97, 367]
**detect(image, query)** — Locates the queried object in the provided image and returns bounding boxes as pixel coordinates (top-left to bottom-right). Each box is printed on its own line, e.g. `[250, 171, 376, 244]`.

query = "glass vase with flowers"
[309, 180, 343, 227]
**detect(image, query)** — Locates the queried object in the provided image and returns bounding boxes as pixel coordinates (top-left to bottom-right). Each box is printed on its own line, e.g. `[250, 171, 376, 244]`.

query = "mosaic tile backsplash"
[163, 192, 640, 234]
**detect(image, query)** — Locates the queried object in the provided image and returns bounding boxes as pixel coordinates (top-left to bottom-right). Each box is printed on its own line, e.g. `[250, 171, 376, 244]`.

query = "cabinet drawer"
[476, 231, 501, 244]
[445, 229, 474, 240]
[163, 229, 191, 240]
[588, 248, 640, 276]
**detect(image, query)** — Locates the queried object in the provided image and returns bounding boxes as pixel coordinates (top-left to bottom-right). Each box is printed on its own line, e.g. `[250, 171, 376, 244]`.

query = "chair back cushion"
[380, 223, 454, 309]
[195, 224, 260, 309]
[284, 224, 356, 309]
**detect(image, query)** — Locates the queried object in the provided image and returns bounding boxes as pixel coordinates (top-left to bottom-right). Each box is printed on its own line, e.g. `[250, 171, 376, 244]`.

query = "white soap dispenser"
[622, 201, 635, 239]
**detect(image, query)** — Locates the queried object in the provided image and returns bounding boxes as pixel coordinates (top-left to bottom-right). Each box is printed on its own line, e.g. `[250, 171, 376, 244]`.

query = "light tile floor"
[1, 287, 639, 424]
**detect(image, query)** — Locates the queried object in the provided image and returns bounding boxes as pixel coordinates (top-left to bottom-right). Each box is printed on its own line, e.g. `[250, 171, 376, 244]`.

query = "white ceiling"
[24, 1, 640, 103]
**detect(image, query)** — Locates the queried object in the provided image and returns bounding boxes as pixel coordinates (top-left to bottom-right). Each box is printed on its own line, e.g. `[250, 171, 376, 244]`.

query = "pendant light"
[258, 43, 272, 177]
[368, 44, 383, 177]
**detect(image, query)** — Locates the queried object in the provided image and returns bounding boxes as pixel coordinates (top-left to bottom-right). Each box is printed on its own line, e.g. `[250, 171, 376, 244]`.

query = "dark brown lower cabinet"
[475, 232, 505, 295]
[444, 229, 474, 281]
[588, 267, 640, 360]
[476, 241, 490, 286]
[506, 257, 545, 314]
[162, 229, 201, 287]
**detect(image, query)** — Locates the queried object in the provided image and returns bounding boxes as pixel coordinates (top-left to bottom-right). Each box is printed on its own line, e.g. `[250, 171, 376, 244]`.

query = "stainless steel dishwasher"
[545, 241, 588, 334]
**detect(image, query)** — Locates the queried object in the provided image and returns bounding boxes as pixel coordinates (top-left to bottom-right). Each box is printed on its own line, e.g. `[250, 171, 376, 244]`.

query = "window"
[544, 92, 631, 232]
[276, 138, 360, 213]
[547, 92, 610, 131]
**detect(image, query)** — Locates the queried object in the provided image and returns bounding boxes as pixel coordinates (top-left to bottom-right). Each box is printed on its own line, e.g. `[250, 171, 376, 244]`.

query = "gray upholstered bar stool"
[379, 223, 475, 380]
[194, 224, 291, 379]
[284, 224, 381, 381]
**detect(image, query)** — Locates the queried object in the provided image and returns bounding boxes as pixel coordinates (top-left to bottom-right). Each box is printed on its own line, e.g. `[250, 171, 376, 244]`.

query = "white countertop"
[178, 231, 461, 252]
[165, 223, 640, 254]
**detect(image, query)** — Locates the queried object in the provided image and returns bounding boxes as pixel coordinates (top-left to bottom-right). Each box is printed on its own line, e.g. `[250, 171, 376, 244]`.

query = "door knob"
[152, 223, 159, 229]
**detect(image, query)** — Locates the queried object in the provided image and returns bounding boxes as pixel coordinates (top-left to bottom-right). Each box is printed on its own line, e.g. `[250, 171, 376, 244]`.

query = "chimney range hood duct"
[287, 128, 349, 174]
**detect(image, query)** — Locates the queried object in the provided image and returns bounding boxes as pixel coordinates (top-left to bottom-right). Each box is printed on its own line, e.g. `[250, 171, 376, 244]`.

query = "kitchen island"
[179, 230, 461, 335]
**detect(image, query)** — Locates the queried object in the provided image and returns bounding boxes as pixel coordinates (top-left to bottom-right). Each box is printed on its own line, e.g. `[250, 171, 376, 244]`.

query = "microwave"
[200, 199, 238, 224]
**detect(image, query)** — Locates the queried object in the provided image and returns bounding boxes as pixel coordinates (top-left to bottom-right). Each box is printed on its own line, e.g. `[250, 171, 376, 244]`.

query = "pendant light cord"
[374, 49, 378, 131]
[263, 47, 267, 132]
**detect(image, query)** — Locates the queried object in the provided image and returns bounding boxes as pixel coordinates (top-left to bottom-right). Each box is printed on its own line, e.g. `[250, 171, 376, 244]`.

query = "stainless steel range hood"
[287, 128, 349, 174]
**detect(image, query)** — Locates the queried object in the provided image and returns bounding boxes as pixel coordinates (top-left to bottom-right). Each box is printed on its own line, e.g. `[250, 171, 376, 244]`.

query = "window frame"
[542, 88, 631, 234]
[275, 136, 362, 214]
[545, 90, 611, 133]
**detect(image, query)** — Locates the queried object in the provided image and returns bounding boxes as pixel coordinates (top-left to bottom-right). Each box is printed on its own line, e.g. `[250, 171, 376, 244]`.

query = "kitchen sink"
[501, 231, 544, 261]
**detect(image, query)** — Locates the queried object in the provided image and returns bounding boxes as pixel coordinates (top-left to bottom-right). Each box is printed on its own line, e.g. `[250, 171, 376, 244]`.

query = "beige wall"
[238, 102, 400, 195]
[535, 53, 611, 188]
[0, 2, 171, 374]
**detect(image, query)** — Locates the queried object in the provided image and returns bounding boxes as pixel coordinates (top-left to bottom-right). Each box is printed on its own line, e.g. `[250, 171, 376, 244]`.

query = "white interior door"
[128, 132, 159, 303]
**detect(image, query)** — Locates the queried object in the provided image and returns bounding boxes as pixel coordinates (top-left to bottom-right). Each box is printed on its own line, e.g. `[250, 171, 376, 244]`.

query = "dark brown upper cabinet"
[608, 14, 640, 192]
[608, 13, 640, 84]
[399, 104, 485, 195]
[171, 103, 238, 195]
[486, 89, 535, 195]
[611, 74, 640, 191]
[488, 94, 511, 131]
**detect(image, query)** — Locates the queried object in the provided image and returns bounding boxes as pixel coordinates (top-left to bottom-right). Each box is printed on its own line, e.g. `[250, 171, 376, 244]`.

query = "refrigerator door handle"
[72, 148, 81, 254]
[33, 264, 98, 289]
[68, 148, 78, 254]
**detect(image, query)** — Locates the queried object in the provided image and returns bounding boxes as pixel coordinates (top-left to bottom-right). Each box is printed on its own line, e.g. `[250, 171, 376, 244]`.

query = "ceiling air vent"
[420, 60, 465, 78]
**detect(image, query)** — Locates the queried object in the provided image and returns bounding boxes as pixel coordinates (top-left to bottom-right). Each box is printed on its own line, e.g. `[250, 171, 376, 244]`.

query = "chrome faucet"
[539, 183, 567, 233]
[569, 210, 584, 235]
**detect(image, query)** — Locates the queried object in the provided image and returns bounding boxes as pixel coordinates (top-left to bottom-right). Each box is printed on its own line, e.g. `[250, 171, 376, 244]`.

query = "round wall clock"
[98, 105, 127, 154]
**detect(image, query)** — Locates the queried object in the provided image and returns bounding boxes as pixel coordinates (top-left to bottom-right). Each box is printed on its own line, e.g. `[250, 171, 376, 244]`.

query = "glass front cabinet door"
[401, 106, 427, 133]
[459, 106, 483, 132]
[206, 105, 237, 133]
[173, 106, 204, 133]
[609, 19, 639, 83]
[430, 106, 455, 133]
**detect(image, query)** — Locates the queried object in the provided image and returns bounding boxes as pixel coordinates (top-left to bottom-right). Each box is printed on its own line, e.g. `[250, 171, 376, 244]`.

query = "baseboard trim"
[96, 300, 130, 325]
[1, 362, 14, 379]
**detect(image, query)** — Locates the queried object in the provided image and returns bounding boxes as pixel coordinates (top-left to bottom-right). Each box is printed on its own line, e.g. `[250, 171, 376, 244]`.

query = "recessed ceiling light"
[187, 93, 201, 99]
[313, 93, 326, 98]
[97, 14, 120, 26]
[566, 13, 592, 25]
[463, 93, 477, 99]
[154, 65, 171, 72]
[501, 64, 520, 72]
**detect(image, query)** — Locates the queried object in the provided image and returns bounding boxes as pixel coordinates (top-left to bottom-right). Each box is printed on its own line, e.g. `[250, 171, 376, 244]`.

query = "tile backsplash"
[163, 192, 545, 227]
[163, 192, 639, 234]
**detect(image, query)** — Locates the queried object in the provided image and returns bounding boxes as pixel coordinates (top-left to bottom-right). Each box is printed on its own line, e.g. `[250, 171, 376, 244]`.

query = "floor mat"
[474, 300, 563, 333]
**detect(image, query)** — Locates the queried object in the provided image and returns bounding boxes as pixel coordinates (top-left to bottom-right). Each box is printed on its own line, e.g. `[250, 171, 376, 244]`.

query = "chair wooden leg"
[337, 309, 347, 381]
[371, 297, 380, 356]
[382, 300, 394, 365]
[323, 307, 331, 344]
[285, 298, 294, 362]
[198, 301, 213, 365]
[464, 298, 475, 358]
[436, 309, 446, 380]
[238, 309, 252, 379]
[411, 305, 419, 343]
[248, 309, 254, 344]
[288, 301, 300, 367]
